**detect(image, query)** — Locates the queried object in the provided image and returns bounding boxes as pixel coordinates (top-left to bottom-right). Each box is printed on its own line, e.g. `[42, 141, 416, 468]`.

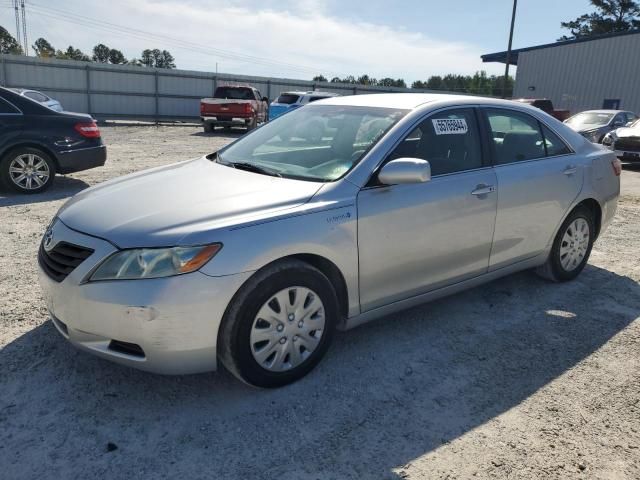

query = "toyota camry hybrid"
[38, 94, 620, 387]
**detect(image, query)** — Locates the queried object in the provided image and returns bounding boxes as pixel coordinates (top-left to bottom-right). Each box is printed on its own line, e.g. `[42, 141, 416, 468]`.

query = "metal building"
[482, 30, 640, 115]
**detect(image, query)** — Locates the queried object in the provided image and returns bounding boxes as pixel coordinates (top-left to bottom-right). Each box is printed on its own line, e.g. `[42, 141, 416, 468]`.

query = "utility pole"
[20, 0, 28, 56]
[13, 0, 21, 54]
[502, 0, 517, 98]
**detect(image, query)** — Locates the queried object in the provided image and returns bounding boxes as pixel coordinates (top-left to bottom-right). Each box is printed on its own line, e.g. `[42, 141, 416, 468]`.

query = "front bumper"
[615, 150, 640, 162]
[37, 219, 252, 374]
[56, 145, 107, 174]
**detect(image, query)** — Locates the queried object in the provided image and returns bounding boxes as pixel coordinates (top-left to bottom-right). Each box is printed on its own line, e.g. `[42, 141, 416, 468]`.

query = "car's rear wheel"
[536, 206, 594, 282]
[0, 147, 56, 194]
[218, 259, 338, 388]
[203, 123, 214, 133]
[246, 118, 257, 132]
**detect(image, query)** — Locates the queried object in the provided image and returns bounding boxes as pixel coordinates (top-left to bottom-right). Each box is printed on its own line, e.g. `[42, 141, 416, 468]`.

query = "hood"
[615, 126, 640, 139]
[577, 125, 608, 133]
[58, 157, 323, 248]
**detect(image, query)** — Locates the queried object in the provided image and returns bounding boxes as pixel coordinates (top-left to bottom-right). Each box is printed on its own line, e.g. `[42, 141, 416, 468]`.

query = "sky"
[0, 0, 593, 82]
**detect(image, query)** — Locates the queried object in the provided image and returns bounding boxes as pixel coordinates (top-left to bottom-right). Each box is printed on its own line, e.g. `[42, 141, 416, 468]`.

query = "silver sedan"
[38, 94, 620, 387]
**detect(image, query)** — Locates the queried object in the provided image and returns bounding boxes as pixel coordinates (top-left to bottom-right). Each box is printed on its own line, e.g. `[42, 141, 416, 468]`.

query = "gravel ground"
[1, 125, 639, 479]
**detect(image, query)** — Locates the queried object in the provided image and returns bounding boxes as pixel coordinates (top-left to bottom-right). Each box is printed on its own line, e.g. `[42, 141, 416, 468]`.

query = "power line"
[26, 2, 342, 77]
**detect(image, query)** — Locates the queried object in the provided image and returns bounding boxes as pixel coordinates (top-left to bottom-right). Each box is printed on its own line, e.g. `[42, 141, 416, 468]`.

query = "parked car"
[513, 98, 571, 121]
[602, 118, 640, 163]
[38, 94, 620, 387]
[0, 87, 106, 194]
[10, 88, 63, 112]
[564, 110, 638, 143]
[200, 86, 268, 133]
[269, 91, 339, 120]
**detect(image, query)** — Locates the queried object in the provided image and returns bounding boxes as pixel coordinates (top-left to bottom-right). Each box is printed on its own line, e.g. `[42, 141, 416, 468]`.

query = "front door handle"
[471, 184, 496, 196]
[563, 165, 578, 175]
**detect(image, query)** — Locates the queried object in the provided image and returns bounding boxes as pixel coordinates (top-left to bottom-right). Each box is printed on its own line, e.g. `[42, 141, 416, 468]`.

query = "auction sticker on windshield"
[432, 118, 468, 135]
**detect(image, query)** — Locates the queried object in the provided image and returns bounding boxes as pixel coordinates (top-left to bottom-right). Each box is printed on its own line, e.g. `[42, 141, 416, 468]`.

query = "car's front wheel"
[0, 147, 56, 194]
[218, 259, 338, 388]
[536, 206, 594, 282]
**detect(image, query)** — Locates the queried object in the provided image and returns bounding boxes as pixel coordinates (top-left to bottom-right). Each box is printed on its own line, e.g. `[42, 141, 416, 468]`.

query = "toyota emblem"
[43, 227, 54, 251]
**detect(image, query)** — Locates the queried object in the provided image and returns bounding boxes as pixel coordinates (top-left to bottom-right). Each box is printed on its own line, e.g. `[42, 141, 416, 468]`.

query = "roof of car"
[280, 91, 338, 96]
[575, 110, 630, 114]
[316, 93, 511, 109]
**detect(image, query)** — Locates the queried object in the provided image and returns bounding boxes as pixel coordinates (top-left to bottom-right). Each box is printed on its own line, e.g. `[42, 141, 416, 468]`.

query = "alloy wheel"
[9, 153, 50, 190]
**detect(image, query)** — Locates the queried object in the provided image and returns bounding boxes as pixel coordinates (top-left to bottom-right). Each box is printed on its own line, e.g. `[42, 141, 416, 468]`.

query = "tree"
[411, 80, 426, 89]
[108, 48, 127, 65]
[32, 37, 55, 57]
[559, 0, 640, 40]
[140, 48, 175, 68]
[92, 43, 111, 63]
[157, 50, 175, 69]
[56, 46, 90, 62]
[0, 26, 23, 54]
[312, 74, 327, 82]
[426, 75, 443, 90]
[330, 76, 341, 83]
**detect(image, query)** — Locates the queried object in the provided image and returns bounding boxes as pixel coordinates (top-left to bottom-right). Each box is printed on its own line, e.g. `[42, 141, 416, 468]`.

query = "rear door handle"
[563, 165, 578, 175]
[471, 184, 496, 196]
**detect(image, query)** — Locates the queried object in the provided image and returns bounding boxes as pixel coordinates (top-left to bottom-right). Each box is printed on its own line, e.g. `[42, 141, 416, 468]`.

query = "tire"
[246, 118, 257, 132]
[218, 259, 338, 388]
[536, 206, 594, 282]
[203, 123, 214, 133]
[0, 147, 56, 194]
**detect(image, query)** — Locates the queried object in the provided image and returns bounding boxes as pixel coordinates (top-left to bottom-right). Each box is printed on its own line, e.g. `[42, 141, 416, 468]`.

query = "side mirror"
[262, 96, 269, 103]
[378, 158, 431, 185]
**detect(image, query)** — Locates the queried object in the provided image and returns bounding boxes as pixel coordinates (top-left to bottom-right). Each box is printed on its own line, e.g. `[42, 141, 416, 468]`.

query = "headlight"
[602, 133, 614, 148]
[89, 244, 222, 281]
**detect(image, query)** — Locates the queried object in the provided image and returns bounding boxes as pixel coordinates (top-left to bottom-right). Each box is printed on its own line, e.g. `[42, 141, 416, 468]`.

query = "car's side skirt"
[341, 251, 549, 331]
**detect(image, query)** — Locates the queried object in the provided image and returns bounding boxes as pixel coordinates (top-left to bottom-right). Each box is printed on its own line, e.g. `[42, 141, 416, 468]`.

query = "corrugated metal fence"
[0, 54, 439, 121]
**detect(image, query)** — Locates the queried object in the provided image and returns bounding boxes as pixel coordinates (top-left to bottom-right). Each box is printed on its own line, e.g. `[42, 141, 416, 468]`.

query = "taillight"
[74, 121, 100, 138]
[612, 158, 622, 176]
[200, 103, 205, 114]
[244, 103, 253, 114]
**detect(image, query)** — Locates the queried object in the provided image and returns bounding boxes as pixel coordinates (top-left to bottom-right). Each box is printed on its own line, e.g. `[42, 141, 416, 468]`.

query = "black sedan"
[0, 87, 106, 194]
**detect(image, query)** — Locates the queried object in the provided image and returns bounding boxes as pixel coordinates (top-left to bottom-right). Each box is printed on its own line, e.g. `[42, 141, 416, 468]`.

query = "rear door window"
[485, 109, 546, 164]
[484, 108, 572, 164]
[388, 108, 482, 176]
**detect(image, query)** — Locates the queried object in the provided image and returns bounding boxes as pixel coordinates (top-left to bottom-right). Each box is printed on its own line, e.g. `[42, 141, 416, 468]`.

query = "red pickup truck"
[200, 86, 269, 133]
[514, 98, 571, 122]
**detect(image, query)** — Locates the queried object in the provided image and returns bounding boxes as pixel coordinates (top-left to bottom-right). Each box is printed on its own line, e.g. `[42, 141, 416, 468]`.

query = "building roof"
[482, 29, 640, 65]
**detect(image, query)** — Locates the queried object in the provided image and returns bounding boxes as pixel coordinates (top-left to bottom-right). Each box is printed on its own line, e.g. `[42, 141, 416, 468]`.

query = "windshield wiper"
[227, 162, 282, 178]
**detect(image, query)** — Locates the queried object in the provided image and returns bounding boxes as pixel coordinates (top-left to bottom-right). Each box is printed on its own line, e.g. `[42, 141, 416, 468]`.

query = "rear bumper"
[56, 145, 107, 174]
[201, 116, 253, 127]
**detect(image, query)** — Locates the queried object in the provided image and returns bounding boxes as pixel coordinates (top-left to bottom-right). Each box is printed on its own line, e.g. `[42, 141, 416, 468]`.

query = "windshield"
[217, 105, 408, 182]
[275, 94, 300, 104]
[566, 112, 613, 128]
